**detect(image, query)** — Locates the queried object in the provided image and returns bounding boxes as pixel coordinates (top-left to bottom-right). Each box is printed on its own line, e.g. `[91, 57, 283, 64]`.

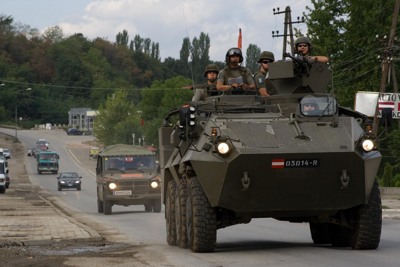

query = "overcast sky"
[2, 0, 311, 62]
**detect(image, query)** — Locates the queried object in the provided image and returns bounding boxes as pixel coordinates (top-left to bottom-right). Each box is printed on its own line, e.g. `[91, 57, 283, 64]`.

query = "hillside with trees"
[0, 0, 399, 184]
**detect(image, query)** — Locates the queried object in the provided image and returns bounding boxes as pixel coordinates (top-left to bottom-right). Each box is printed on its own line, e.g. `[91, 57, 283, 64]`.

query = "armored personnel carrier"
[159, 53, 382, 252]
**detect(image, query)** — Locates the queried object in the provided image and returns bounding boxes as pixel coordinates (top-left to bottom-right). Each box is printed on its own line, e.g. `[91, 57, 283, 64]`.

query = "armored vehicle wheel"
[97, 197, 104, 213]
[350, 181, 382, 249]
[144, 204, 152, 212]
[186, 177, 217, 252]
[166, 180, 177, 246]
[152, 198, 162, 213]
[175, 179, 188, 248]
[309, 222, 331, 244]
[329, 224, 351, 247]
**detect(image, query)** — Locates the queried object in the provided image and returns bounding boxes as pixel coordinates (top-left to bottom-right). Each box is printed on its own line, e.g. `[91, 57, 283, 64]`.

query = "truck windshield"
[105, 155, 155, 171]
[300, 95, 337, 117]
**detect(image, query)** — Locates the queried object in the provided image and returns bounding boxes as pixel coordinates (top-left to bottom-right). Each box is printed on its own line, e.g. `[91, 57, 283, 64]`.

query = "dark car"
[57, 172, 82, 191]
[67, 128, 84, 135]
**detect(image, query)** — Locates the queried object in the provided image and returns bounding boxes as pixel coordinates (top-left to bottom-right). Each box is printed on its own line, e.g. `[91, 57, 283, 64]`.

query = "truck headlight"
[151, 181, 159, 189]
[216, 140, 233, 156]
[109, 183, 117, 190]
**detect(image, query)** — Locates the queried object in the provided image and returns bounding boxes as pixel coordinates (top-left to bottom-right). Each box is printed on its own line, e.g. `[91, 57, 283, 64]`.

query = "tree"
[245, 44, 261, 73]
[116, 29, 129, 46]
[94, 89, 142, 146]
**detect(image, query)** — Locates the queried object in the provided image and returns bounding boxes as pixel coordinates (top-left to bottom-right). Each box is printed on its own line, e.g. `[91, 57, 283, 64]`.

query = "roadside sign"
[354, 92, 400, 119]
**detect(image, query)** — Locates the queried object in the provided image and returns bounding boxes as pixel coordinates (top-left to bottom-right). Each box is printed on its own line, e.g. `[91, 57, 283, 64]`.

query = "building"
[68, 108, 97, 131]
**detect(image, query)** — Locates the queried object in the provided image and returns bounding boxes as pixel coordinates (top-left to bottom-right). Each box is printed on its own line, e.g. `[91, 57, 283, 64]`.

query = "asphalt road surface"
[3, 128, 400, 267]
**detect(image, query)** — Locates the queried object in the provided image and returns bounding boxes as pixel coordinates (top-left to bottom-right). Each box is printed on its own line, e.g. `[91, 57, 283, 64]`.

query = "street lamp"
[15, 88, 32, 138]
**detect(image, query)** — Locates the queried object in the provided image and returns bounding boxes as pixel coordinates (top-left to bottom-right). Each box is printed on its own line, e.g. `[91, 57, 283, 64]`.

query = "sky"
[2, 0, 312, 62]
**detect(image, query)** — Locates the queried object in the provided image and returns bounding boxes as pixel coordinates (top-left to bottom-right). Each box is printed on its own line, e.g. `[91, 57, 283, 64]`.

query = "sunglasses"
[297, 44, 308, 48]
[262, 60, 273, 64]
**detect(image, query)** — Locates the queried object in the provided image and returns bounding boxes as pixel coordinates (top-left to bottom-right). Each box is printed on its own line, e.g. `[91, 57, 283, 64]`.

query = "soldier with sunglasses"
[294, 36, 329, 64]
[253, 51, 277, 96]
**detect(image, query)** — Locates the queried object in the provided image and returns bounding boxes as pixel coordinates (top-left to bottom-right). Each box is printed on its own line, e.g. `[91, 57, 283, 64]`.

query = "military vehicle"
[96, 144, 161, 215]
[158, 42, 383, 252]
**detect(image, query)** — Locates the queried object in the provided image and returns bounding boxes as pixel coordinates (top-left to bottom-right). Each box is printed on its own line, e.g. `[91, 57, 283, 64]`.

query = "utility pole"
[372, 0, 400, 135]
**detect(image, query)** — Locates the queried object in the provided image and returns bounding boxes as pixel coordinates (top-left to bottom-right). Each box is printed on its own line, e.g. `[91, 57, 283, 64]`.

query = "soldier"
[253, 51, 277, 96]
[192, 64, 219, 101]
[294, 36, 329, 64]
[216, 47, 255, 94]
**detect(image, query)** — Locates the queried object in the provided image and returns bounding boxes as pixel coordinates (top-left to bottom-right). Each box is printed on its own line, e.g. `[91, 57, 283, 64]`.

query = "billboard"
[354, 92, 400, 119]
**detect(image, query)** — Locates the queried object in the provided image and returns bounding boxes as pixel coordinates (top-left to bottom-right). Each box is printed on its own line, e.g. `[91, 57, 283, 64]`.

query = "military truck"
[36, 151, 59, 174]
[96, 144, 161, 215]
[159, 50, 384, 252]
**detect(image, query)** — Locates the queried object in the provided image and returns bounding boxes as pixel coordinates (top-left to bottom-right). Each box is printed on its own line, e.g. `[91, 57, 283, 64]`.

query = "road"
[5, 128, 400, 267]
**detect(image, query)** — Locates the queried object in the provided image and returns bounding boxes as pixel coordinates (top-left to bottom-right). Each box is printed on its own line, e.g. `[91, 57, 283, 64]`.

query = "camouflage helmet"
[225, 47, 243, 64]
[204, 64, 220, 77]
[294, 36, 313, 54]
[258, 51, 275, 63]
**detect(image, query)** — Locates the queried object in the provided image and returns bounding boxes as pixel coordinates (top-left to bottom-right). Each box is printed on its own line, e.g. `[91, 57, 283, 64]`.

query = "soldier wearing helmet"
[253, 51, 277, 96]
[192, 64, 220, 101]
[294, 36, 329, 64]
[301, 95, 320, 115]
[216, 47, 255, 94]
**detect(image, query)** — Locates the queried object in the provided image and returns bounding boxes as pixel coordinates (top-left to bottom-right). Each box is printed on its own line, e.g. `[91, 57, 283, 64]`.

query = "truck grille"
[118, 180, 149, 194]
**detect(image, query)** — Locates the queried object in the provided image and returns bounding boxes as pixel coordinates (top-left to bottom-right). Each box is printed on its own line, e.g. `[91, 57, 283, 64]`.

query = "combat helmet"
[258, 51, 275, 63]
[225, 47, 243, 64]
[294, 36, 313, 54]
[204, 64, 220, 77]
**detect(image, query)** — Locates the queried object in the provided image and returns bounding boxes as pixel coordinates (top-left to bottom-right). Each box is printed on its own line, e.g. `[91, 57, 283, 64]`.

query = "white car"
[2, 148, 11, 159]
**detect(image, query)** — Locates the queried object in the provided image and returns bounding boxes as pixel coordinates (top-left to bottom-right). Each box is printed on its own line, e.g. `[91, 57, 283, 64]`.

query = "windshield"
[105, 155, 156, 171]
[300, 95, 337, 117]
[38, 153, 57, 160]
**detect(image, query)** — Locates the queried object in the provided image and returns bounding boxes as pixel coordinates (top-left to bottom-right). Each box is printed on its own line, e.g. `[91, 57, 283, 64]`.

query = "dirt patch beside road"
[0, 134, 162, 267]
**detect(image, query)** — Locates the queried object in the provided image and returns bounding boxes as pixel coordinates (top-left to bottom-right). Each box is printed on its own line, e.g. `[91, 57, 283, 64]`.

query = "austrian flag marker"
[272, 159, 285, 168]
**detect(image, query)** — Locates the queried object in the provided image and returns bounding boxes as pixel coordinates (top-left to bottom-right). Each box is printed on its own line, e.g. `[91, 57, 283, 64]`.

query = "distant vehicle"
[96, 144, 161, 215]
[36, 139, 49, 150]
[57, 172, 82, 191]
[2, 148, 11, 159]
[67, 128, 84, 135]
[0, 159, 9, 189]
[36, 151, 59, 174]
[89, 146, 100, 159]
[0, 173, 6, 193]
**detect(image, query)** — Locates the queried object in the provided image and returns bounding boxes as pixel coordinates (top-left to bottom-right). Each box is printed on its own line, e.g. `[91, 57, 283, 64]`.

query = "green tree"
[116, 29, 129, 46]
[245, 44, 261, 73]
[380, 163, 394, 187]
[94, 89, 142, 146]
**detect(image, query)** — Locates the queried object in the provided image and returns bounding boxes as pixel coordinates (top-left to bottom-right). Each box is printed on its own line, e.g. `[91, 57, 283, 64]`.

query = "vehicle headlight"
[216, 141, 232, 156]
[362, 139, 375, 152]
[150, 181, 159, 189]
[60, 181, 65, 184]
[75, 181, 80, 184]
[109, 183, 117, 190]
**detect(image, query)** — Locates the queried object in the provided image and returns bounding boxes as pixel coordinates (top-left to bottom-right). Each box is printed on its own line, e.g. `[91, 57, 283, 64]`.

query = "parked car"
[36, 139, 49, 150]
[0, 173, 6, 193]
[2, 148, 11, 159]
[67, 128, 84, 135]
[57, 172, 82, 191]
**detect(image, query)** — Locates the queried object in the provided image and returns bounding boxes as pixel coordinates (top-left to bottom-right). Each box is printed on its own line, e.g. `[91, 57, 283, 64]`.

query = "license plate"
[113, 190, 132, 196]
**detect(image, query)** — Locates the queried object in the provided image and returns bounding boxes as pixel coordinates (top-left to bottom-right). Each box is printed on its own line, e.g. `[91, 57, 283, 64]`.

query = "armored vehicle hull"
[159, 61, 382, 252]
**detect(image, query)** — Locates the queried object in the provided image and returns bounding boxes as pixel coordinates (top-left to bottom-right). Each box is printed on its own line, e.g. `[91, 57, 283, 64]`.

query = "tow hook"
[241, 172, 250, 190]
[340, 169, 350, 189]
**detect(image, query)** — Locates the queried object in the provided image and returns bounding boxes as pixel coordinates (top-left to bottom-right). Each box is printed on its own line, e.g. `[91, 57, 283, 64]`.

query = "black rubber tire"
[0, 187, 5, 193]
[97, 196, 104, 213]
[175, 179, 188, 248]
[152, 198, 162, 213]
[350, 181, 382, 249]
[186, 177, 216, 252]
[103, 191, 112, 215]
[330, 224, 351, 247]
[144, 204, 152, 212]
[309, 222, 331, 244]
[166, 180, 177, 246]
